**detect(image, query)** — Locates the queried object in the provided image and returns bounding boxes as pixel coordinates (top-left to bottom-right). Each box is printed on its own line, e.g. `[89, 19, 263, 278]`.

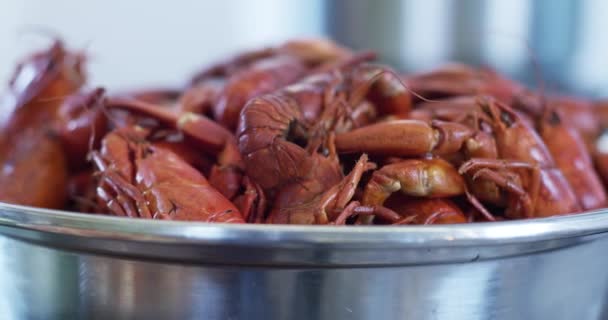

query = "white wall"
[0, 0, 324, 90]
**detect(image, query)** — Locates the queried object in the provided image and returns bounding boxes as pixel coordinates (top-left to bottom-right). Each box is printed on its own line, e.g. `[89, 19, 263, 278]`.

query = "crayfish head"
[476, 95, 514, 133]
[55, 87, 108, 170]
[9, 39, 86, 112]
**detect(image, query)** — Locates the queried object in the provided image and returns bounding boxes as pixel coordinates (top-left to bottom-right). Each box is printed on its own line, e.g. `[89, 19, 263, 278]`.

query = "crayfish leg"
[459, 158, 535, 175]
[352, 205, 402, 224]
[464, 184, 497, 222]
[332, 201, 361, 225]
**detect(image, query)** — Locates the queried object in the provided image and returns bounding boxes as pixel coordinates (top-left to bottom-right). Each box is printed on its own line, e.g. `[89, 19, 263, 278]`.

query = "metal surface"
[1, 202, 608, 319]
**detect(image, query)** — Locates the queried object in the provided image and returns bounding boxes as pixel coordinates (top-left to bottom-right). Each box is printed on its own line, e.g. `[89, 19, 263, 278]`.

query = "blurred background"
[0, 0, 606, 96]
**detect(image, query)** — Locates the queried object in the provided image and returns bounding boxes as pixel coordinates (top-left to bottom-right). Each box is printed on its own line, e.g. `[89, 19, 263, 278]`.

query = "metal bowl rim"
[2, 202, 608, 248]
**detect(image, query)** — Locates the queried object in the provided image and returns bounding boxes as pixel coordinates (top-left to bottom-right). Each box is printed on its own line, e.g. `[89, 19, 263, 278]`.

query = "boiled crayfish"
[1, 36, 606, 225]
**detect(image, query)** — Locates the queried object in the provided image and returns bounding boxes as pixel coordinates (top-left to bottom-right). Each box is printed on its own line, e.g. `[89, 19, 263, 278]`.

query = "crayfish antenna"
[348, 64, 439, 106]
[15, 25, 63, 45]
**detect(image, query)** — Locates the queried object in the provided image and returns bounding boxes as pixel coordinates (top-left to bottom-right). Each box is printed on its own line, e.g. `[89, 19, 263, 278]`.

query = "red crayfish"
[2, 36, 605, 226]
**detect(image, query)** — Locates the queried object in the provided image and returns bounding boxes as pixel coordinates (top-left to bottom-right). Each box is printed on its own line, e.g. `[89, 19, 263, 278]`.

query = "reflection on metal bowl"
[0, 202, 608, 319]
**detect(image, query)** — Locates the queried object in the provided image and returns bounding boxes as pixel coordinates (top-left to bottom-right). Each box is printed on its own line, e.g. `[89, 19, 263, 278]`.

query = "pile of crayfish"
[2, 37, 608, 225]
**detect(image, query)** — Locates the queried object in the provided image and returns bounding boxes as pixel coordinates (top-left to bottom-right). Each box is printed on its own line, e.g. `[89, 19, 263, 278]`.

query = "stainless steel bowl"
[1, 202, 608, 319]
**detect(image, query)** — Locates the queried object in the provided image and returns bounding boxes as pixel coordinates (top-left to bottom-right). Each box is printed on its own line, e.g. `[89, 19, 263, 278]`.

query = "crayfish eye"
[44, 51, 62, 73]
[320, 146, 330, 156]
[285, 120, 308, 147]
[547, 110, 561, 125]
[500, 111, 514, 126]
[142, 146, 154, 157]
[46, 58, 56, 72]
